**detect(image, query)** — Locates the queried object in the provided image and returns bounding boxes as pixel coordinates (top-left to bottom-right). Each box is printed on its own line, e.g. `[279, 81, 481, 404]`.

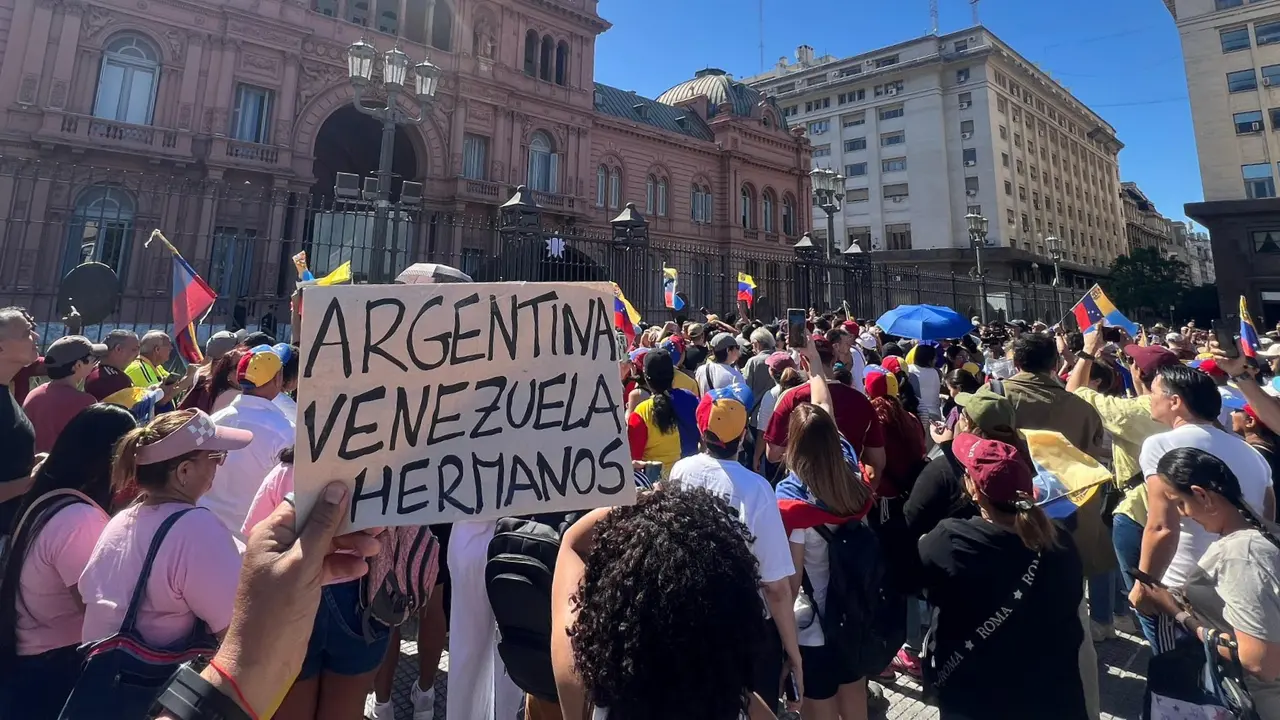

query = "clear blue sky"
[593, 0, 1200, 225]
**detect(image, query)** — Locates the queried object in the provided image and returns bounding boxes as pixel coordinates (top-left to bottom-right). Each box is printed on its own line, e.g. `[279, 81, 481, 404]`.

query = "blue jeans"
[904, 596, 927, 652]
[0, 644, 82, 720]
[299, 579, 391, 680]
[1112, 514, 1159, 648]
[1087, 569, 1129, 624]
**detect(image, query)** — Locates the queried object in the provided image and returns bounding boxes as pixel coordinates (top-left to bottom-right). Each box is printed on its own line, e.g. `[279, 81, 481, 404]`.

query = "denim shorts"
[298, 579, 391, 680]
[0, 643, 82, 719]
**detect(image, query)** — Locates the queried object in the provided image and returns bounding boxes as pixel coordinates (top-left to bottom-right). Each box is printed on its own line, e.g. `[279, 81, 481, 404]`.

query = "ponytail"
[998, 492, 1062, 552]
[1226, 494, 1280, 552]
[1156, 446, 1280, 551]
[112, 410, 199, 500]
[649, 389, 678, 434]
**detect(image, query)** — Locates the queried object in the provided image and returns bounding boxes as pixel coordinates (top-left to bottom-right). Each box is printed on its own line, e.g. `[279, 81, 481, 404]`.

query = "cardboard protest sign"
[293, 282, 634, 532]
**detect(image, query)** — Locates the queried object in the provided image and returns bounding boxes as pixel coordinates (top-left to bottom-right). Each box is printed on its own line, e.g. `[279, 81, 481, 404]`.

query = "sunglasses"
[204, 451, 229, 465]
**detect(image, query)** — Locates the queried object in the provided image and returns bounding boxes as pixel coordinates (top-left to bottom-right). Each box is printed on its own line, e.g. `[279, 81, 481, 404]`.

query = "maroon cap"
[765, 351, 795, 372]
[1122, 344, 1179, 377]
[953, 433, 1034, 505]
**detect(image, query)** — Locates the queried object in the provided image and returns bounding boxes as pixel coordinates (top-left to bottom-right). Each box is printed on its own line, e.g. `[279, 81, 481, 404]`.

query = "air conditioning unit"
[1266, 77, 1274, 87]
[887, 87, 898, 96]
[891, 196, 905, 203]
[962, 131, 973, 139]
[959, 101, 972, 109]
[966, 189, 978, 197]
[1253, 121, 1262, 132]
[964, 160, 976, 166]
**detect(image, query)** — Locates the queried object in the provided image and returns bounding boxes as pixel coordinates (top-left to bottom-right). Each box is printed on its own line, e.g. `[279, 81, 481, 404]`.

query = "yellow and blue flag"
[737, 272, 756, 307]
[1241, 296, 1260, 359]
[611, 282, 641, 346]
[663, 266, 685, 310]
[1070, 285, 1139, 336]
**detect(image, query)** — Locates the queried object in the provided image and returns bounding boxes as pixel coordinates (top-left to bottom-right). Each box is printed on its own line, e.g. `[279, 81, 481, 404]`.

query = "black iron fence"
[0, 158, 1083, 346]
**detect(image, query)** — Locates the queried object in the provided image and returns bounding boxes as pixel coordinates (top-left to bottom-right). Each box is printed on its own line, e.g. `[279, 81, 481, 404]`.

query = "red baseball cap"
[882, 356, 903, 374]
[842, 320, 860, 337]
[953, 433, 1034, 505]
[1122, 344, 1179, 377]
[1198, 358, 1227, 379]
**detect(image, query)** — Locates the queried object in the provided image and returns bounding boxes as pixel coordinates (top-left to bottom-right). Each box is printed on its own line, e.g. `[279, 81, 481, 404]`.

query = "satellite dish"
[57, 262, 121, 326]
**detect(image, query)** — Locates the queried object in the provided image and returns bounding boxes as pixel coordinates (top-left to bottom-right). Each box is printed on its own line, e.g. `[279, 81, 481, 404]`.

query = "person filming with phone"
[1130, 447, 1280, 717]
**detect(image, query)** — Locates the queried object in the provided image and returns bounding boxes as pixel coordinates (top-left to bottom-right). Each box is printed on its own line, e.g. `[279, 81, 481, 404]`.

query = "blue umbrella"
[875, 304, 974, 341]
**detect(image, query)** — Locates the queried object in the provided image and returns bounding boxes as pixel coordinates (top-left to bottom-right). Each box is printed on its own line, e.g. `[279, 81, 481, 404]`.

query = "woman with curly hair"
[550, 486, 781, 720]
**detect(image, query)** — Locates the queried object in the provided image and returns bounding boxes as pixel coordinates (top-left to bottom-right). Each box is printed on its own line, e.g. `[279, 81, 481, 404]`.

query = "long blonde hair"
[112, 410, 200, 500]
[785, 404, 871, 516]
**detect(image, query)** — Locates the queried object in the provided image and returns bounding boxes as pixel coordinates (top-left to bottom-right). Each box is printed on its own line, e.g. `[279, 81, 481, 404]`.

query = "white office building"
[744, 27, 1127, 283]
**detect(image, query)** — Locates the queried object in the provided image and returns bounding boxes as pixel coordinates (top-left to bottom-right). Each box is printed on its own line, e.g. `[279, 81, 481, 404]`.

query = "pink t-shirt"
[17, 502, 109, 655]
[78, 503, 241, 648]
[241, 463, 293, 537]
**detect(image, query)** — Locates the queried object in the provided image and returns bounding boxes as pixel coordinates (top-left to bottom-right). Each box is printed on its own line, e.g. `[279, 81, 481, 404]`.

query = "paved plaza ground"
[379, 623, 1153, 719]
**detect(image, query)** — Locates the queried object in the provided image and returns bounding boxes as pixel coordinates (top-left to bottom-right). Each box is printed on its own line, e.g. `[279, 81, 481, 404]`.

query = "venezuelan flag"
[315, 261, 352, 286]
[663, 266, 685, 310]
[611, 283, 641, 347]
[148, 230, 217, 363]
[1241, 296, 1260, 359]
[737, 272, 756, 307]
[1070, 285, 1139, 336]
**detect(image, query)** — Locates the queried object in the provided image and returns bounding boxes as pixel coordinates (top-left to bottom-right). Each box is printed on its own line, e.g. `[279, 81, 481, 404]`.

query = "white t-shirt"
[272, 392, 297, 427]
[668, 454, 793, 586]
[847, 347, 867, 395]
[1139, 423, 1274, 587]
[791, 525, 836, 646]
[755, 385, 782, 431]
[696, 362, 745, 396]
[908, 364, 942, 417]
[200, 394, 294, 544]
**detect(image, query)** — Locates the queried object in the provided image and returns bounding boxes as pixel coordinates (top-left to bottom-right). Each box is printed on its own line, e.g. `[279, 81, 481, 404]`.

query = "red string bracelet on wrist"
[207, 657, 260, 720]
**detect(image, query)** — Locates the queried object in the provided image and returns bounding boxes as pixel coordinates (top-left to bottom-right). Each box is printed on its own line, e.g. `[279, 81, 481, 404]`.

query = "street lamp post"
[1047, 235, 1063, 319]
[809, 167, 845, 310]
[793, 231, 823, 310]
[347, 38, 440, 283]
[964, 212, 990, 324]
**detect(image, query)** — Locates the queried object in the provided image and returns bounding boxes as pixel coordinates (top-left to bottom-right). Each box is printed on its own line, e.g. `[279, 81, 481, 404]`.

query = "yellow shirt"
[672, 370, 699, 396]
[1071, 388, 1166, 525]
[124, 357, 169, 388]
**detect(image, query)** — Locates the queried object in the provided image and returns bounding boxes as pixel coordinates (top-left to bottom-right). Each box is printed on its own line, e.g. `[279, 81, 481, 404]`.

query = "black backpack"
[805, 520, 906, 677]
[485, 511, 583, 703]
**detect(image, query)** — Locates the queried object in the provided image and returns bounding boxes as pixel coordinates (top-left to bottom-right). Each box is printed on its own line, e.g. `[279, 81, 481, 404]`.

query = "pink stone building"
[0, 0, 811, 329]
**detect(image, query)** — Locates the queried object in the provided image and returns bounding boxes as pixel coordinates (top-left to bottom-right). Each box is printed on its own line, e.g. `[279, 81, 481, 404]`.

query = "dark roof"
[593, 83, 715, 141]
[653, 69, 790, 131]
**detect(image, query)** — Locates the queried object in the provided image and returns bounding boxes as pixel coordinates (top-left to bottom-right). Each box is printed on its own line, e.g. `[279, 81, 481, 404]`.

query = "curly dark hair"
[569, 486, 764, 720]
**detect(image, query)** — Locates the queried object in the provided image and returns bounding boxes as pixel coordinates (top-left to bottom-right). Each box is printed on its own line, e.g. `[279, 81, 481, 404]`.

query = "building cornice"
[521, 0, 612, 34]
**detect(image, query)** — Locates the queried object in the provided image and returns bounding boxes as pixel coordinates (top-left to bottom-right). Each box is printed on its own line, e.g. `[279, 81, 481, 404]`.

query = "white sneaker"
[365, 693, 396, 720]
[411, 682, 435, 720]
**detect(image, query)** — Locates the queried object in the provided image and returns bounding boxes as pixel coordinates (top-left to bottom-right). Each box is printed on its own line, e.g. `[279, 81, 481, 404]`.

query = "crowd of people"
[0, 293, 1278, 720]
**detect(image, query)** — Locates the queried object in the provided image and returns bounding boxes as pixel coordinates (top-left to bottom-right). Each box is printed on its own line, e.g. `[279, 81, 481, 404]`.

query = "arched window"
[740, 185, 755, 229]
[540, 35, 554, 82]
[429, 1, 453, 51]
[657, 178, 668, 216]
[691, 185, 703, 222]
[524, 30, 538, 76]
[377, 9, 397, 34]
[555, 40, 569, 86]
[527, 132, 558, 193]
[762, 191, 775, 233]
[782, 195, 796, 236]
[702, 186, 713, 224]
[645, 175, 656, 214]
[608, 167, 621, 209]
[597, 165, 607, 207]
[94, 34, 160, 125]
[65, 185, 135, 277]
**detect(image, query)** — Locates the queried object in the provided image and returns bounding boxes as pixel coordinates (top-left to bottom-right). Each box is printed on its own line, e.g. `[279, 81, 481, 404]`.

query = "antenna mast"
[971, 0, 980, 25]
[759, 0, 765, 71]
[929, 0, 939, 34]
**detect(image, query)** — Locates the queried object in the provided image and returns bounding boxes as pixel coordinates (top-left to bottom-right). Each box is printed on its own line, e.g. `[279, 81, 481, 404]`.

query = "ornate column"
[46, 1, 83, 109]
[17, 0, 57, 106]
[424, 0, 437, 47]
[275, 53, 300, 148]
[175, 33, 204, 131]
[194, 170, 225, 268]
[0, 0, 36, 107]
[449, 98, 467, 177]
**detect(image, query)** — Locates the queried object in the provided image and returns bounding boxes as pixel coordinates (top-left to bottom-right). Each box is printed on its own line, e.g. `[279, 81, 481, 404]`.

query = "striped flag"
[147, 230, 217, 363]
[611, 282, 641, 347]
[737, 272, 756, 307]
[1241, 296, 1260, 359]
[663, 266, 685, 310]
[1069, 285, 1139, 337]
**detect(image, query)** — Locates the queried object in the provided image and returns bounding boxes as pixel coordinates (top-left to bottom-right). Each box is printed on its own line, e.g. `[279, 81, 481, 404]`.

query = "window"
[848, 226, 871, 251]
[885, 223, 911, 250]
[838, 89, 865, 105]
[782, 105, 798, 117]
[231, 85, 272, 143]
[967, 205, 981, 217]
[65, 184, 139, 279]
[524, 30, 538, 76]
[740, 186, 755, 228]
[462, 134, 489, 180]
[960, 120, 975, 136]
[882, 157, 907, 172]
[998, 97, 1007, 114]
[782, 195, 795, 235]
[883, 183, 909, 200]
[955, 39, 969, 52]
[965, 177, 979, 194]
[1007, 209, 1016, 225]
[846, 162, 868, 176]
[93, 34, 160, 125]
[1002, 152, 1010, 167]
[596, 165, 607, 207]
[1222, 27, 1252, 52]
[1252, 229, 1280, 253]
[691, 185, 713, 224]
[539, 35, 553, 82]
[1235, 110, 1264, 134]
[1244, 163, 1276, 198]
[527, 131, 559, 193]
[962, 148, 977, 164]
[1264, 64, 1280, 86]
[608, 167, 621, 209]
[1021, 213, 1030, 232]
[842, 112, 866, 127]
[847, 188, 870, 202]
[763, 191, 775, 231]
[210, 227, 255, 300]
[1004, 180, 1012, 195]
[1019, 185, 1026, 201]
[1258, 20, 1280, 46]
[813, 145, 832, 157]
[1217, 0, 1243, 8]
[1016, 159, 1025, 174]
[657, 178, 668, 216]
[1014, 132, 1022, 148]
[807, 120, 830, 134]
[881, 131, 905, 146]
[874, 54, 899, 68]
[844, 137, 867, 152]
[957, 68, 970, 83]
[879, 106, 904, 121]
[1269, 107, 1280, 129]
[555, 40, 568, 86]
[1228, 69, 1258, 93]
[646, 175, 656, 214]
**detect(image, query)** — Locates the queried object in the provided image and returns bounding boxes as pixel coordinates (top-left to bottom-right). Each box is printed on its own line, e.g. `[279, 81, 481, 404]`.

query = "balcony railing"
[224, 139, 280, 164]
[462, 178, 502, 200]
[41, 111, 192, 159]
[532, 189, 578, 211]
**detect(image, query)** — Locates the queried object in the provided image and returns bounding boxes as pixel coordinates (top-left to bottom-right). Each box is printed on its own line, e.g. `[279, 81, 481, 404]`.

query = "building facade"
[1120, 182, 1175, 253]
[1169, 0, 1280, 316]
[743, 27, 1125, 286]
[0, 0, 810, 328]
[1184, 226, 1217, 285]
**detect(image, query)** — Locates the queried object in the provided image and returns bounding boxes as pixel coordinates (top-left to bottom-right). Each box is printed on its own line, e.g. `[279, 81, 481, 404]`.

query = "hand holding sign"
[292, 282, 635, 532]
